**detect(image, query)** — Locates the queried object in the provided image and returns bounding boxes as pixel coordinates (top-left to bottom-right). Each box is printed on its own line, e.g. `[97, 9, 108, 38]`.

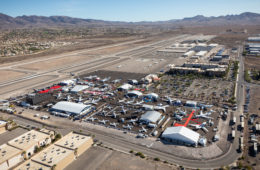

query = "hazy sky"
[1, 0, 260, 21]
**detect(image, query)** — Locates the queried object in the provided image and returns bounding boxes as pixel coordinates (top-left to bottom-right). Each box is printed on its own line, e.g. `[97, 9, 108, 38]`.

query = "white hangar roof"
[140, 111, 161, 123]
[162, 126, 200, 145]
[51, 101, 90, 115]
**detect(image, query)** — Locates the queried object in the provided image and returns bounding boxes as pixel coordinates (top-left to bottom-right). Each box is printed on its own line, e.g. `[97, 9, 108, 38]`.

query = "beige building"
[54, 132, 93, 156]
[14, 159, 51, 170]
[0, 120, 7, 134]
[0, 144, 24, 169]
[31, 145, 74, 170]
[8, 130, 51, 158]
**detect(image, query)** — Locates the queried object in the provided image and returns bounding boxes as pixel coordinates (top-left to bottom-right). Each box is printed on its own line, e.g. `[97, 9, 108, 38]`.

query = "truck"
[231, 130, 236, 139]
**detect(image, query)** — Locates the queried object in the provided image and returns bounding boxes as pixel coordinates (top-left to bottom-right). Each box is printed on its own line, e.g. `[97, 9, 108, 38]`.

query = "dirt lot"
[65, 146, 177, 170]
[249, 86, 260, 114]
[245, 56, 260, 70]
[0, 70, 27, 83]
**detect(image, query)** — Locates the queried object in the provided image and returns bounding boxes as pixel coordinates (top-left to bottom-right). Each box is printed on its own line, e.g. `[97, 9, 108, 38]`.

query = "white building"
[50, 101, 91, 115]
[161, 126, 200, 146]
[195, 51, 207, 57]
[182, 51, 195, 57]
[140, 111, 162, 124]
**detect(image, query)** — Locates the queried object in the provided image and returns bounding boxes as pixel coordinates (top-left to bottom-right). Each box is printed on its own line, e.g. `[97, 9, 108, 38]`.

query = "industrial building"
[248, 37, 260, 42]
[31, 145, 74, 170]
[8, 130, 51, 158]
[13, 132, 93, 170]
[182, 51, 195, 57]
[14, 159, 51, 170]
[0, 120, 7, 134]
[161, 126, 200, 146]
[50, 101, 92, 115]
[54, 132, 93, 157]
[140, 111, 162, 124]
[169, 62, 227, 77]
[245, 43, 260, 55]
[0, 144, 24, 170]
[195, 51, 207, 57]
[70, 85, 89, 93]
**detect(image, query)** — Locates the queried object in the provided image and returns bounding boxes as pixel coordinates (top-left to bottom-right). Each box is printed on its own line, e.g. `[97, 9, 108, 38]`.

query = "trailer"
[253, 142, 258, 156]
[233, 116, 236, 124]
[232, 130, 236, 139]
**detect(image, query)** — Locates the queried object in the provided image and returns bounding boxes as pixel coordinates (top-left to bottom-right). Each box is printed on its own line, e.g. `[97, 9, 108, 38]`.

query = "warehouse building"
[8, 130, 51, 158]
[0, 120, 7, 134]
[140, 111, 162, 124]
[14, 159, 50, 170]
[70, 85, 89, 93]
[31, 145, 74, 170]
[161, 126, 200, 146]
[50, 101, 91, 116]
[54, 132, 93, 157]
[0, 144, 24, 170]
[195, 51, 208, 57]
[248, 37, 260, 42]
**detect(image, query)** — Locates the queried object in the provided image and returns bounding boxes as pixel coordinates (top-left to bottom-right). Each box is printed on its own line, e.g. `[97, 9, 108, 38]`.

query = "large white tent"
[161, 126, 200, 146]
[140, 111, 161, 124]
[50, 101, 91, 115]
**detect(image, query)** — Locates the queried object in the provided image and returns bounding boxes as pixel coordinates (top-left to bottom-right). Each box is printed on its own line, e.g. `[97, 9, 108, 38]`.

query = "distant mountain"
[0, 12, 260, 30]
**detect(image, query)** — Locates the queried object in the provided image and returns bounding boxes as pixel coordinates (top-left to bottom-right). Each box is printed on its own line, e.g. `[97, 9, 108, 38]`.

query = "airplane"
[195, 111, 213, 119]
[139, 126, 147, 133]
[174, 114, 183, 121]
[109, 111, 120, 119]
[127, 119, 138, 124]
[56, 92, 62, 99]
[110, 122, 118, 127]
[100, 77, 111, 83]
[189, 122, 208, 132]
[120, 106, 127, 114]
[134, 100, 144, 106]
[77, 96, 82, 103]
[154, 105, 169, 113]
[112, 79, 121, 84]
[66, 95, 71, 101]
[176, 108, 187, 116]
[86, 117, 98, 122]
[123, 124, 133, 130]
[163, 96, 174, 105]
[99, 119, 109, 124]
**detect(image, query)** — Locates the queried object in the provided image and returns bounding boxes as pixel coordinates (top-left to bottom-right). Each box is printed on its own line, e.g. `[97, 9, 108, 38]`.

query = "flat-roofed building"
[54, 132, 93, 156]
[0, 120, 7, 134]
[8, 130, 51, 158]
[0, 144, 24, 169]
[31, 145, 74, 170]
[14, 159, 51, 170]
